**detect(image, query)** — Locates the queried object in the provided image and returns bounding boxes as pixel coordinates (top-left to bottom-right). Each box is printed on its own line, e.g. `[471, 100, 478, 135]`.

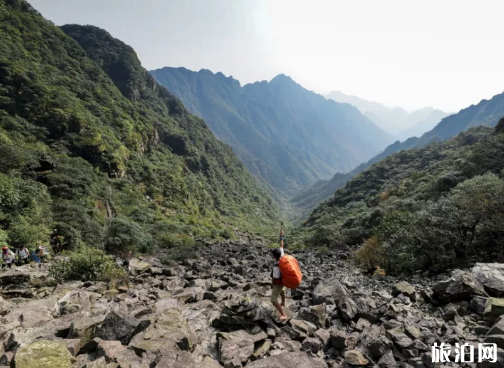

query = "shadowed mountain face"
[0, 0, 280, 252]
[291, 91, 504, 222]
[151, 68, 393, 196]
[326, 91, 450, 139]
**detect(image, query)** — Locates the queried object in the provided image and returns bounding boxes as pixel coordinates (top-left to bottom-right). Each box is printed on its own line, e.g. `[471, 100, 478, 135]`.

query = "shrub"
[49, 246, 127, 283]
[105, 218, 155, 254]
[353, 236, 386, 273]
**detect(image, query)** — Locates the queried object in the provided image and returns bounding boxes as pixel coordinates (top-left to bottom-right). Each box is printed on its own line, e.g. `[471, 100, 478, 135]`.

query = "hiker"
[36, 244, 48, 262]
[271, 247, 288, 321]
[270, 226, 303, 322]
[17, 245, 30, 265]
[50, 229, 63, 254]
[1, 246, 16, 268]
[31, 248, 42, 264]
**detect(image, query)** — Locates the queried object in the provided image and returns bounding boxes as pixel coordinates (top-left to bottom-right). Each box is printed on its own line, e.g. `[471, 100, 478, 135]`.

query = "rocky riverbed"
[1, 235, 504, 367]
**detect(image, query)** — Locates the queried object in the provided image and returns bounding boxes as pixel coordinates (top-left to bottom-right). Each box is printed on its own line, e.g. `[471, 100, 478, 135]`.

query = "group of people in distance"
[1, 244, 48, 268]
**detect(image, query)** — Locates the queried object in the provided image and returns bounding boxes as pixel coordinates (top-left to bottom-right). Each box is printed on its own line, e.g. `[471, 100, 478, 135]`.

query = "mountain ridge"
[151, 67, 393, 196]
[326, 90, 450, 137]
[291, 89, 504, 222]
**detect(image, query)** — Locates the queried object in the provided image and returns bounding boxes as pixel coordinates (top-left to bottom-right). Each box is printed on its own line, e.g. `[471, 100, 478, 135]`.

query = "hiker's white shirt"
[18, 248, 29, 259]
[2, 250, 15, 263]
[272, 248, 285, 279]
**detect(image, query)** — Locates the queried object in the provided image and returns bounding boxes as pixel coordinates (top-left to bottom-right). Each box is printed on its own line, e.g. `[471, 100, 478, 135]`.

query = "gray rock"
[314, 328, 331, 347]
[368, 336, 393, 358]
[378, 350, 397, 368]
[392, 281, 417, 301]
[95, 311, 143, 344]
[472, 263, 504, 297]
[344, 350, 369, 366]
[246, 352, 328, 367]
[484, 297, 504, 322]
[387, 328, 413, 349]
[313, 277, 348, 305]
[302, 337, 323, 353]
[329, 328, 348, 350]
[218, 330, 267, 366]
[488, 317, 504, 335]
[298, 304, 327, 328]
[337, 298, 358, 321]
[432, 273, 487, 303]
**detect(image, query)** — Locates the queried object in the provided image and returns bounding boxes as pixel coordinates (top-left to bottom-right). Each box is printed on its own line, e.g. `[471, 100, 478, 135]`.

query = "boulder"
[314, 328, 331, 347]
[302, 337, 323, 353]
[290, 319, 317, 336]
[155, 298, 178, 313]
[329, 328, 348, 350]
[368, 336, 393, 358]
[378, 350, 397, 368]
[251, 339, 272, 361]
[488, 317, 504, 335]
[56, 290, 101, 316]
[472, 263, 504, 297]
[218, 330, 268, 366]
[298, 304, 327, 328]
[95, 311, 143, 344]
[392, 281, 416, 301]
[245, 352, 328, 368]
[129, 258, 151, 275]
[484, 298, 504, 322]
[68, 314, 106, 345]
[344, 350, 369, 366]
[313, 277, 348, 305]
[386, 328, 413, 349]
[0, 269, 31, 287]
[337, 298, 358, 321]
[14, 340, 75, 368]
[129, 309, 197, 355]
[432, 273, 487, 303]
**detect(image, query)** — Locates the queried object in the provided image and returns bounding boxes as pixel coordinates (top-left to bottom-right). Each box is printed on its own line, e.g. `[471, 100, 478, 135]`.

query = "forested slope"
[296, 120, 504, 274]
[0, 0, 280, 252]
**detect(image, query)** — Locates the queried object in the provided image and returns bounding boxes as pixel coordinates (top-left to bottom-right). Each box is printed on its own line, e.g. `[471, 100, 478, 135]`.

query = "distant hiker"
[17, 245, 30, 265]
[1, 246, 16, 269]
[36, 244, 48, 262]
[31, 249, 42, 264]
[50, 229, 63, 254]
[117, 251, 132, 274]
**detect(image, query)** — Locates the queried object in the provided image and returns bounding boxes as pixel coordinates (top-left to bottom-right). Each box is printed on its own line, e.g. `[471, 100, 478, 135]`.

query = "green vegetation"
[49, 246, 127, 283]
[0, 0, 280, 255]
[150, 68, 392, 198]
[298, 121, 504, 274]
[291, 90, 504, 223]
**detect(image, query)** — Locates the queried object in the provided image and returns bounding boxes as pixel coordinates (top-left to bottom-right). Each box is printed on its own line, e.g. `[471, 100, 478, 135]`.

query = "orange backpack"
[278, 255, 302, 289]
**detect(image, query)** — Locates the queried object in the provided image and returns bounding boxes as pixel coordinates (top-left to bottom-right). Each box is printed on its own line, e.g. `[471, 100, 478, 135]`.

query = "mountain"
[326, 91, 450, 138]
[150, 68, 393, 196]
[395, 109, 450, 141]
[291, 91, 504, 221]
[295, 120, 504, 274]
[0, 0, 280, 252]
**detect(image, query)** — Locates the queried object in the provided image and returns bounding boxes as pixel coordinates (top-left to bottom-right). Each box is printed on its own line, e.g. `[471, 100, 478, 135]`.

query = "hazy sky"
[30, 0, 504, 112]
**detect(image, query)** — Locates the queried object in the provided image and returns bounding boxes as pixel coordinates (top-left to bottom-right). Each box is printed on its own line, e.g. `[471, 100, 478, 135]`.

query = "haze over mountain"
[292, 89, 504, 221]
[326, 91, 450, 139]
[151, 67, 393, 196]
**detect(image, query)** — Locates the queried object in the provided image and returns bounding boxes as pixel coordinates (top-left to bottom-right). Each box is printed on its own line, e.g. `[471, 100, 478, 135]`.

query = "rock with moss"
[14, 340, 75, 368]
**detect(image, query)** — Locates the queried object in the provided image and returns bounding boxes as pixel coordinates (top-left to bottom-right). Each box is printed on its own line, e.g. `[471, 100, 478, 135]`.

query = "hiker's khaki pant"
[271, 284, 286, 304]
